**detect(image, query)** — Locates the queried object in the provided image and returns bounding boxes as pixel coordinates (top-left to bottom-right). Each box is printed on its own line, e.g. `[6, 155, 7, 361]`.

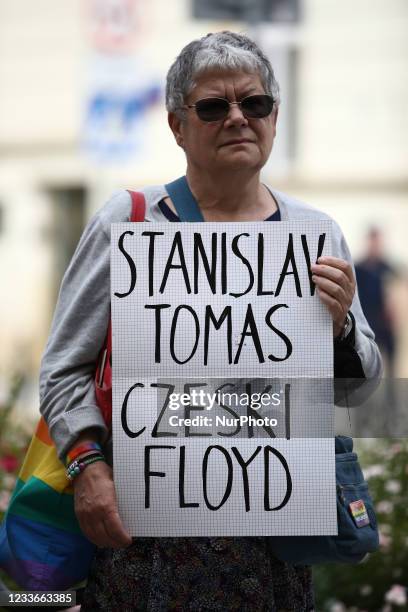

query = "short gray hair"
[166, 31, 280, 116]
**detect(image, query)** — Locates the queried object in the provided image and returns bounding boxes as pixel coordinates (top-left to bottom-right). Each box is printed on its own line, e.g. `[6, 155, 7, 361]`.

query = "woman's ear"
[168, 112, 184, 149]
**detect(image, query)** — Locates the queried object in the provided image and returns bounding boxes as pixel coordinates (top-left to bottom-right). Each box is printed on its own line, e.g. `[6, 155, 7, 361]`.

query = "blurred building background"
[0, 0, 407, 418]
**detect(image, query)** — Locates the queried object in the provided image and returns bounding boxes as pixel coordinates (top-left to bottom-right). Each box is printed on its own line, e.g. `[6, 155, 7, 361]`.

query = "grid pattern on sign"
[111, 222, 333, 379]
[111, 221, 336, 537]
[113, 378, 337, 537]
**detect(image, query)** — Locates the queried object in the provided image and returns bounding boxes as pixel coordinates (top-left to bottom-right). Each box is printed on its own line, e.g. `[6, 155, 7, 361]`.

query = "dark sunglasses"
[182, 94, 275, 122]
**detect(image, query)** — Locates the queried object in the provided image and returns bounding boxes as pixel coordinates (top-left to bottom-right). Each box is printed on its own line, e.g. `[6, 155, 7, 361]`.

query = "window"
[192, 0, 299, 24]
[48, 187, 86, 304]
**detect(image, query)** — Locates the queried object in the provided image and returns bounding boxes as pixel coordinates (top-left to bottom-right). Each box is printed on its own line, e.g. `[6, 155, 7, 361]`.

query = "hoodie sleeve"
[39, 190, 132, 460]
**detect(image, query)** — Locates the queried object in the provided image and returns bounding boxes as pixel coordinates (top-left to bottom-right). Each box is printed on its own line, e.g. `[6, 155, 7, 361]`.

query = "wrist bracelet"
[70, 449, 103, 464]
[65, 441, 102, 467]
[66, 454, 105, 481]
[68, 451, 103, 466]
[66, 451, 104, 472]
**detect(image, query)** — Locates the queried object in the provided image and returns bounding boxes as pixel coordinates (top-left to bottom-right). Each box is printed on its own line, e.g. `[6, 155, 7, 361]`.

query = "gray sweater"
[39, 185, 382, 459]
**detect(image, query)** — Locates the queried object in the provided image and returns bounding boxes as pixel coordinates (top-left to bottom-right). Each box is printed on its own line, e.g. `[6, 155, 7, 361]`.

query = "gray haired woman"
[40, 31, 381, 610]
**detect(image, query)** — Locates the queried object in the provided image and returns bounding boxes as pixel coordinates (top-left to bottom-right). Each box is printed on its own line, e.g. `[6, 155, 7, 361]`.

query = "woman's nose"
[224, 102, 248, 127]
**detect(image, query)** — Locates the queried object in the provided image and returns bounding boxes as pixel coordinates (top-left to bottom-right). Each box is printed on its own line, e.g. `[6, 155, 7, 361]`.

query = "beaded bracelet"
[66, 453, 105, 481]
[66, 451, 103, 470]
[70, 449, 103, 465]
[67, 451, 102, 468]
[65, 441, 102, 467]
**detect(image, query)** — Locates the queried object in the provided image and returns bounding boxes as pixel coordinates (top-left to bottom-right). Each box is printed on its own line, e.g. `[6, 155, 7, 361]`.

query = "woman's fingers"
[312, 275, 348, 305]
[103, 509, 133, 549]
[73, 461, 132, 549]
[311, 256, 356, 336]
[315, 287, 345, 319]
[314, 256, 355, 283]
[79, 517, 112, 548]
[78, 503, 119, 548]
[312, 259, 354, 294]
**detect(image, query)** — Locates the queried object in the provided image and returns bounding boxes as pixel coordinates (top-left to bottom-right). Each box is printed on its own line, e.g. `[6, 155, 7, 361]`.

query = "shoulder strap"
[95, 190, 146, 428]
[164, 176, 204, 222]
[105, 191, 145, 364]
[127, 190, 146, 222]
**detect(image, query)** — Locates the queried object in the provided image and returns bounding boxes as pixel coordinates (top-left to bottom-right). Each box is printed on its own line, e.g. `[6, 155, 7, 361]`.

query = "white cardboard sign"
[111, 222, 337, 536]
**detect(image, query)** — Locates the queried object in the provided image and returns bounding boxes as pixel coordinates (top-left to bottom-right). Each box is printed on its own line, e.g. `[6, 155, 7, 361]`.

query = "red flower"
[0, 454, 19, 473]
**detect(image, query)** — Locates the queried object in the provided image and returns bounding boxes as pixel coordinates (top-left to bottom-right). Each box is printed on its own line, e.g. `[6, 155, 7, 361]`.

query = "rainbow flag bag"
[0, 191, 146, 590]
[0, 417, 95, 590]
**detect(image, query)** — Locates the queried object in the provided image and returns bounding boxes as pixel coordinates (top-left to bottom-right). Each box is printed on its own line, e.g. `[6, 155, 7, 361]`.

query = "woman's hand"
[311, 256, 356, 338]
[73, 460, 132, 549]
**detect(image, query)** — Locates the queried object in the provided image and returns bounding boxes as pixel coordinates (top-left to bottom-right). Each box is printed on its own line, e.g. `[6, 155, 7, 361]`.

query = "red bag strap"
[127, 190, 146, 222]
[106, 189, 145, 346]
[96, 191, 146, 393]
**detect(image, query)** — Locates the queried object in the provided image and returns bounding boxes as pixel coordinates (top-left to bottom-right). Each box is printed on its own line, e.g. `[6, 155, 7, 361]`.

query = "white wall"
[297, 0, 408, 181]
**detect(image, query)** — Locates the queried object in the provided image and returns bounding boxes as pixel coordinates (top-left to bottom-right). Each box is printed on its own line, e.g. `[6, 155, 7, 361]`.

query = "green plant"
[314, 439, 408, 611]
[0, 373, 31, 591]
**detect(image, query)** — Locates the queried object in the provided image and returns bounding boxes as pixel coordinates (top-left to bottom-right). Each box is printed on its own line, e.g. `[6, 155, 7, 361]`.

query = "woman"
[40, 31, 382, 610]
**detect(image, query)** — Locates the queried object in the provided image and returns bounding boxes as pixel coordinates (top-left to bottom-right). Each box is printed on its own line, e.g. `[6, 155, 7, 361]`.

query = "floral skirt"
[81, 537, 314, 611]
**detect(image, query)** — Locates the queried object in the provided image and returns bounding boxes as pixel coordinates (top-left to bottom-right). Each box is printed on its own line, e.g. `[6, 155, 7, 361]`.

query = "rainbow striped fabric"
[0, 417, 95, 590]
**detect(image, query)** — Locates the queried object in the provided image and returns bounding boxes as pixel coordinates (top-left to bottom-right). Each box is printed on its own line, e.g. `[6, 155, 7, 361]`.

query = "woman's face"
[169, 69, 278, 176]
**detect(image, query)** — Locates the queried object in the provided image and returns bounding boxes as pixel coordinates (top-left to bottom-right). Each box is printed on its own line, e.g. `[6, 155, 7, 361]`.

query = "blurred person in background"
[39, 32, 381, 611]
[355, 228, 397, 379]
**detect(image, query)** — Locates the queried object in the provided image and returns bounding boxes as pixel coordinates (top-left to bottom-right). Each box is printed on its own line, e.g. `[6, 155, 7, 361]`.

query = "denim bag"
[267, 436, 379, 564]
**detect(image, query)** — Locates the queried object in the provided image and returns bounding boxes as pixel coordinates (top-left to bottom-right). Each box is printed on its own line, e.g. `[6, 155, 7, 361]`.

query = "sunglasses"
[183, 94, 275, 122]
